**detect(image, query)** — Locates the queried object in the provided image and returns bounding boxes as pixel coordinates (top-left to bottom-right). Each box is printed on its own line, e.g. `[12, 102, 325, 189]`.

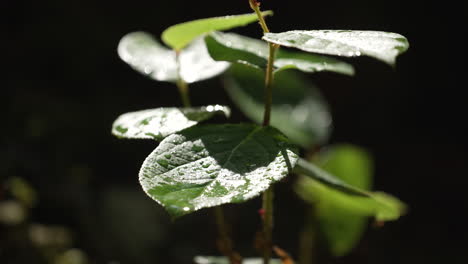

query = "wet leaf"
[194, 256, 281, 264]
[294, 158, 406, 221]
[139, 124, 298, 218]
[112, 105, 230, 141]
[263, 30, 409, 66]
[162, 11, 273, 50]
[205, 32, 354, 75]
[301, 145, 373, 256]
[118, 32, 229, 83]
[225, 64, 332, 147]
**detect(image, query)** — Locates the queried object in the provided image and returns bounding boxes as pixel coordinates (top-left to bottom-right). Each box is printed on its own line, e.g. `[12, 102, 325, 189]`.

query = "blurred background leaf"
[295, 145, 405, 256]
[225, 64, 332, 147]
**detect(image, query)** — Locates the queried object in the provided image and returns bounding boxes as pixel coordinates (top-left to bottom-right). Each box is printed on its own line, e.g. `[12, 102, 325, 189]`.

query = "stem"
[215, 207, 242, 264]
[298, 208, 317, 264]
[262, 43, 277, 126]
[249, 0, 270, 33]
[248, 0, 278, 127]
[249, 2, 278, 264]
[175, 51, 191, 107]
[262, 187, 274, 264]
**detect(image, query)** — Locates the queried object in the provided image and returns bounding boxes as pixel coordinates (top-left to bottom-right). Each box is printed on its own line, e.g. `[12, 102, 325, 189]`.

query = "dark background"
[2, 0, 467, 263]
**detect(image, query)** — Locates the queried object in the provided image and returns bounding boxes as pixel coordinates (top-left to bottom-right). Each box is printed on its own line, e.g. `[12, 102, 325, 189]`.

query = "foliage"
[295, 145, 403, 256]
[224, 64, 332, 147]
[113, 2, 409, 263]
[139, 124, 298, 218]
[118, 32, 229, 83]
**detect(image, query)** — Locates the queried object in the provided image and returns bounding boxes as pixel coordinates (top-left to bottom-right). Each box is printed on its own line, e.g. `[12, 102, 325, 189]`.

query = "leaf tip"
[263, 10, 274, 17]
[166, 205, 195, 220]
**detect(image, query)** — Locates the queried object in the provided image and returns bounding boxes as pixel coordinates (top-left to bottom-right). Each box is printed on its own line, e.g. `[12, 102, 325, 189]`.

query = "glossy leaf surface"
[139, 124, 299, 218]
[162, 11, 273, 50]
[206, 32, 354, 75]
[118, 32, 229, 83]
[112, 105, 230, 140]
[225, 64, 332, 147]
[306, 145, 373, 256]
[194, 256, 281, 264]
[263, 30, 409, 65]
[294, 158, 405, 221]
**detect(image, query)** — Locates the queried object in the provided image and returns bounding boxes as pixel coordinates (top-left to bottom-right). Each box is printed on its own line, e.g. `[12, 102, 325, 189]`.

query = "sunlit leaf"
[194, 256, 281, 264]
[162, 11, 273, 50]
[112, 105, 230, 141]
[294, 158, 406, 221]
[225, 64, 332, 147]
[118, 32, 229, 83]
[205, 31, 354, 75]
[301, 145, 373, 256]
[263, 30, 409, 65]
[139, 124, 299, 218]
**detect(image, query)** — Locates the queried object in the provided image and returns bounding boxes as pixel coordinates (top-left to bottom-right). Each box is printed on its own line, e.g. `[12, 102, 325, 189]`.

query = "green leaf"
[139, 124, 299, 218]
[162, 11, 273, 51]
[263, 30, 409, 66]
[205, 32, 268, 70]
[205, 31, 354, 75]
[294, 158, 406, 221]
[118, 32, 229, 83]
[302, 145, 373, 256]
[317, 145, 373, 189]
[276, 48, 354, 75]
[194, 256, 281, 264]
[225, 64, 332, 147]
[112, 105, 231, 140]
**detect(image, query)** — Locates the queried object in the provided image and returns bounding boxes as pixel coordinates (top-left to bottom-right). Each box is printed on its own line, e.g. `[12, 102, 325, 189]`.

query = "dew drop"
[143, 66, 152, 74]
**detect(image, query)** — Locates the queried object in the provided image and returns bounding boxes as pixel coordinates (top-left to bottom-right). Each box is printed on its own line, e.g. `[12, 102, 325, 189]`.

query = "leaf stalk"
[175, 51, 191, 107]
